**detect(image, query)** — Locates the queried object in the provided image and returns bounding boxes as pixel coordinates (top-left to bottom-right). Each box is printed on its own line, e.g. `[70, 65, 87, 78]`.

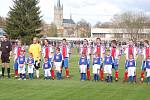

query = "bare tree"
[76, 19, 91, 37]
[94, 21, 101, 28]
[112, 11, 147, 41]
[0, 16, 6, 28]
[47, 22, 57, 37]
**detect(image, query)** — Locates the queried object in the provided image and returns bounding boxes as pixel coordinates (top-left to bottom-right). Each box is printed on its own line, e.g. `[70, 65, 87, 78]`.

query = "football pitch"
[0, 49, 150, 100]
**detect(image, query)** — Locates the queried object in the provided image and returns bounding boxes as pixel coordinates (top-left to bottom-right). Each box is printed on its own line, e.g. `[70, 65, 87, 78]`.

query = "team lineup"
[1, 35, 150, 84]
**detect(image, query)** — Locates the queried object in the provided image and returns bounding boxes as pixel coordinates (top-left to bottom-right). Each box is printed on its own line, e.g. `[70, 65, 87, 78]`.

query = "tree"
[76, 19, 91, 37]
[0, 16, 6, 28]
[112, 11, 146, 41]
[94, 21, 101, 28]
[6, 0, 42, 44]
[94, 21, 113, 28]
[47, 22, 57, 37]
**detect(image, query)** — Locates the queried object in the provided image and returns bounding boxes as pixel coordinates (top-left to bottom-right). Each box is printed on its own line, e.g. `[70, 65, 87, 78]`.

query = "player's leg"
[93, 65, 96, 81]
[124, 60, 128, 81]
[18, 66, 22, 80]
[83, 65, 86, 81]
[115, 69, 119, 81]
[51, 68, 55, 80]
[86, 59, 90, 80]
[108, 65, 113, 82]
[14, 60, 18, 79]
[64, 58, 69, 78]
[114, 60, 119, 81]
[22, 66, 26, 80]
[19, 73, 22, 80]
[35, 60, 40, 79]
[1, 54, 5, 78]
[49, 58, 54, 79]
[56, 70, 59, 80]
[5, 54, 11, 79]
[104, 65, 108, 82]
[57, 62, 62, 80]
[100, 63, 104, 81]
[128, 67, 131, 82]
[48, 69, 51, 80]
[141, 61, 145, 82]
[80, 65, 83, 80]
[29, 73, 31, 80]
[146, 69, 150, 84]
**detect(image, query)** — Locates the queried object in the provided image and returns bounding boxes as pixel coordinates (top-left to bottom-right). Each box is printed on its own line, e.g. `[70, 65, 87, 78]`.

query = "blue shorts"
[14, 60, 18, 70]
[141, 61, 146, 71]
[62, 58, 69, 68]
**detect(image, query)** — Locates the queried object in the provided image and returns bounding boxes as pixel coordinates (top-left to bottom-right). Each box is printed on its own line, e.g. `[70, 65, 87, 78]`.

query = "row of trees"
[43, 19, 91, 38]
[47, 11, 150, 40]
[2, 0, 150, 43]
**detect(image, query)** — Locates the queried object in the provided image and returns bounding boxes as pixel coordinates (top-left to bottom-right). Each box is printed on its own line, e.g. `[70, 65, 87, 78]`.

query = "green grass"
[0, 48, 150, 100]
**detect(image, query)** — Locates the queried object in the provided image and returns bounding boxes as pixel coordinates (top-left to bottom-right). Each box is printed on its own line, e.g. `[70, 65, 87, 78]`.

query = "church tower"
[54, 0, 63, 30]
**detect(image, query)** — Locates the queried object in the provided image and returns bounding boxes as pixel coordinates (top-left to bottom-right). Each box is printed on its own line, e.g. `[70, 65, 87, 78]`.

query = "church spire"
[57, 0, 61, 8]
[70, 10, 72, 19]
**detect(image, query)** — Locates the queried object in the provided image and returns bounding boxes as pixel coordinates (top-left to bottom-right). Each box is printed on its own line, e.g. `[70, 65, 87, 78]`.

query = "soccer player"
[141, 40, 150, 82]
[80, 39, 91, 80]
[144, 55, 150, 84]
[42, 39, 54, 79]
[126, 55, 136, 83]
[54, 47, 63, 80]
[124, 40, 138, 81]
[104, 49, 113, 82]
[93, 38, 105, 81]
[0, 35, 12, 79]
[43, 57, 52, 80]
[60, 39, 71, 78]
[29, 37, 41, 79]
[17, 50, 26, 80]
[13, 40, 25, 79]
[27, 53, 34, 80]
[110, 40, 120, 81]
[79, 53, 88, 81]
[92, 52, 101, 81]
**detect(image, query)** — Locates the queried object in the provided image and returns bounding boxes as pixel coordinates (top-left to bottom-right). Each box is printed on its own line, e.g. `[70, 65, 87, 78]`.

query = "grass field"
[0, 48, 150, 100]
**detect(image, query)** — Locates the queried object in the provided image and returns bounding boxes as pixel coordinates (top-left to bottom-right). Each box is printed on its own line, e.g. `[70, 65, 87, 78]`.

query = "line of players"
[13, 39, 71, 80]
[79, 38, 150, 84]
[12, 37, 150, 84]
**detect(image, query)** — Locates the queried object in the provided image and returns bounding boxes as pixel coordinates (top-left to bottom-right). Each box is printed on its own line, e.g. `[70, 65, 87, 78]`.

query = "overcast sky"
[0, 0, 150, 25]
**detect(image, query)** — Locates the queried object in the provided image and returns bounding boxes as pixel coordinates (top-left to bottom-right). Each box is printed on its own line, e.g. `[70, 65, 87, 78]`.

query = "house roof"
[63, 19, 75, 24]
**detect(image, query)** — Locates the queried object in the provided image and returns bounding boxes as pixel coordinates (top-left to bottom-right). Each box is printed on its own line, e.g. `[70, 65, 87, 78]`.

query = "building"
[91, 28, 150, 42]
[54, 0, 75, 37]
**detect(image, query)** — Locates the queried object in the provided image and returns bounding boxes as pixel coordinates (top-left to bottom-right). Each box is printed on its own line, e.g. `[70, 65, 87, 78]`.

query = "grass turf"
[0, 48, 150, 100]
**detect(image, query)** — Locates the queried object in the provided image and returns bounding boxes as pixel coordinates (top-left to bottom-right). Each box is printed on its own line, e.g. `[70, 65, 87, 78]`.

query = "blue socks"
[147, 77, 150, 83]
[94, 74, 98, 81]
[57, 72, 62, 80]
[29, 73, 33, 80]
[129, 76, 133, 82]
[81, 73, 86, 81]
